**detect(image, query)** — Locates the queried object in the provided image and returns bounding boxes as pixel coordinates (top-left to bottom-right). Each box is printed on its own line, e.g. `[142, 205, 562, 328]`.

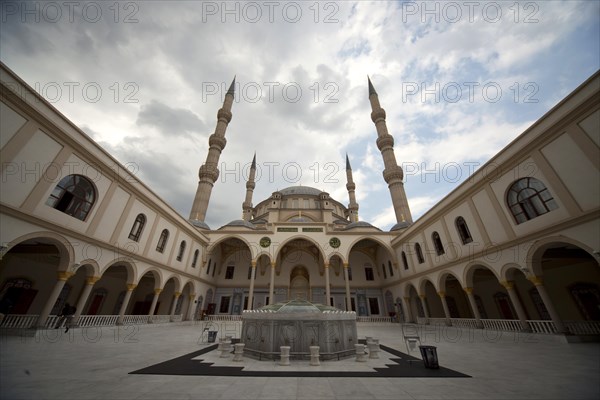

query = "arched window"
[128, 214, 146, 242]
[455, 216, 472, 244]
[507, 177, 558, 224]
[388, 260, 394, 277]
[156, 229, 169, 253]
[381, 263, 387, 279]
[191, 249, 199, 268]
[415, 243, 424, 264]
[46, 174, 96, 221]
[206, 259, 212, 275]
[176, 241, 186, 261]
[402, 251, 409, 270]
[432, 232, 445, 256]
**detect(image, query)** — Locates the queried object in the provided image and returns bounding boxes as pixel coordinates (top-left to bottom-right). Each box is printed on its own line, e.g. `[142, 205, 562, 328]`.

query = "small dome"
[219, 220, 256, 230]
[190, 220, 211, 230]
[251, 218, 267, 224]
[390, 221, 411, 231]
[334, 219, 349, 225]
[344, 221, 381, 231]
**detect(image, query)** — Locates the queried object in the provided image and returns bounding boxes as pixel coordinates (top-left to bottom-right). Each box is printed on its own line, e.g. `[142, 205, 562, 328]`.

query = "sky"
[1, 1, 599, 230]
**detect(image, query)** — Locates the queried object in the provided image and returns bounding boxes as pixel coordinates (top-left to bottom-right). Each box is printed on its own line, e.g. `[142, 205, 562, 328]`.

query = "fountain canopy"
[241, 300, 358, 359]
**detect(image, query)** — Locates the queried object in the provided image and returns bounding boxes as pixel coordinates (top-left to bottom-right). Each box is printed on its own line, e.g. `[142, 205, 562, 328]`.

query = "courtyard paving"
[1, 322, 598, 399]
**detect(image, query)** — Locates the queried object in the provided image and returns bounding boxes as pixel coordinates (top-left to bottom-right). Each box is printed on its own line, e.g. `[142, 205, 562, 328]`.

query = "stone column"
[438, 291, 451, 325]
[528, 276, 566, 333]
[117, 284, 137, 325]
[324, 262, 331, 306]
[73, 276, 100, 322]
[38, 271, 74, 327]
[186, 294, 196, 321]
[269, 262, 275, 305]
[500, 281, 529, 331]
[148, 288, 162, 317]
[343, 262, 352, 311]
[247, 261, 257, 310]
[463, 287, 483, 328]
[169, 291, 181, 320]
[403, 296, 413, 323]
[419, 294, 430, 318]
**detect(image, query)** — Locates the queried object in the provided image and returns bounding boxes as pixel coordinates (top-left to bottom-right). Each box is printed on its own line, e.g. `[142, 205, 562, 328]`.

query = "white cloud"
[1, 0, 597, 229]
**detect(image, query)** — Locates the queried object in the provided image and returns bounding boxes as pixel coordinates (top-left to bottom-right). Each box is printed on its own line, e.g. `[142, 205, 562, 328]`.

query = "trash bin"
[207, 331, 218, 343]
[419, 345, 439, 369]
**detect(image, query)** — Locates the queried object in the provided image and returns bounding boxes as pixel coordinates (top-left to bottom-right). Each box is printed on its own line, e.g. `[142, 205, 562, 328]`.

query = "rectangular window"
[304, 199, 310, 208]
[219, 296, 231, 313]
[225, 266, 235, 279]
[365, 267, 374, 281]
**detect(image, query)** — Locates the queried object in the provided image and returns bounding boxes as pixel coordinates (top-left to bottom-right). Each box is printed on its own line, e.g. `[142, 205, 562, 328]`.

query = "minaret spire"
[242, 153, 257, 221]
[368, 77, 413, 226]
[188, 76, 236, 228]
[345, 153, 359, 223]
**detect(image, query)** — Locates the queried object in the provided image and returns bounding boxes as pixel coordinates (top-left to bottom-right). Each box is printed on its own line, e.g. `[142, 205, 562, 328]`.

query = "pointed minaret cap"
[368, 76, 377, 96]
[227, 76, 236, 96]
[346, 153, 352, 170]
[251, 152, 256, 168]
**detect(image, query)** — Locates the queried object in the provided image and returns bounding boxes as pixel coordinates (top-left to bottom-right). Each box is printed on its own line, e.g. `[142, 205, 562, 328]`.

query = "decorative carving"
[329, 237, 341, 248]
[260, 237, 271, 248]
[370, 108, 386, 122]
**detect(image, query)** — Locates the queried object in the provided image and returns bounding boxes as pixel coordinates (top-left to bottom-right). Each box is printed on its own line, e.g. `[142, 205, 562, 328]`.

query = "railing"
[417, 316, 428, 325]
[427, 317, 449, 326]
[0, 314, 39, 328]
[356, 316, 392, 323]
[481, 319, 523, 332]
[565, 320, 600, 335]
[528, 320, 557, 334]
[205, 315, 242, 321]
[171, 315, 183, 322]
[77, 315, 119, 327]
[450, 318, 480, 329]
[122, 315, 151, 325]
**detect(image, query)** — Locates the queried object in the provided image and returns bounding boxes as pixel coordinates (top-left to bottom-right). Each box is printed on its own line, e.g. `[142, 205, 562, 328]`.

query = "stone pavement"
[1, 322, 598, 399]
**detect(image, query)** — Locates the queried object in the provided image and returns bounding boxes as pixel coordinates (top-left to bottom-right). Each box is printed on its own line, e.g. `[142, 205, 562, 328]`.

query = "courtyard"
[1, 322, 598, 399]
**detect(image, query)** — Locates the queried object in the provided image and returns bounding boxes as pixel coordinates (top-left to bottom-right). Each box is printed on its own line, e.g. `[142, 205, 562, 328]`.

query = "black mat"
[129, 343, 470, 378]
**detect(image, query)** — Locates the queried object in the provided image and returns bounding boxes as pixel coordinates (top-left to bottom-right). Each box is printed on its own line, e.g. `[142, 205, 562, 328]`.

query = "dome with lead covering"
[220, 219, 256, 230]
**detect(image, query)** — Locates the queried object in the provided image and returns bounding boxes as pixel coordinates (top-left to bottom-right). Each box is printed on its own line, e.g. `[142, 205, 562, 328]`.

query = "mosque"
[0, 61, 599, 337]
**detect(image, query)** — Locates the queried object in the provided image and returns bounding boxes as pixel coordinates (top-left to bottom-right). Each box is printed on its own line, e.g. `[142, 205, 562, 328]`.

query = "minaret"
[242, 153, 257, 221]
[345, 153, 359, 223]
[189, 77, 236, 228]
[368, 76, 413, 224]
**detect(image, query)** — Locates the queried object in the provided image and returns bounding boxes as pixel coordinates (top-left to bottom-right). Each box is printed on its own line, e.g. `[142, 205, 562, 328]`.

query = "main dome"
[279, 186, 324, 196]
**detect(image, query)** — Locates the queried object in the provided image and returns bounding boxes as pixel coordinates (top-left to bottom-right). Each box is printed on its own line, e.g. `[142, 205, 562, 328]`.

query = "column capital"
[154, 288, 162, 295]
[86, 276, 101, 285]
[403, 296, 410, 302]
[463, 287, 473, 295]
[500, 280, 514, 290]
[189, 294, 196, 300]
[57, 271, 74, 281]
[438, 291, 446, 298]
[251, 260, 257, 267]
[343, 262, 349, 268]
[527, 275, 543, 286]
[270, 261, 276, 268]
[419, 294, 426, 299]
[174, 291, 182, 298]
[126, 283, 137, 291]
[324, 262, 330, 268]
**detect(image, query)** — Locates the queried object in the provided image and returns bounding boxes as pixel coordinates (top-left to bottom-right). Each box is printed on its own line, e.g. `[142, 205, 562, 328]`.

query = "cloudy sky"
[1, 1, 599, 230]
